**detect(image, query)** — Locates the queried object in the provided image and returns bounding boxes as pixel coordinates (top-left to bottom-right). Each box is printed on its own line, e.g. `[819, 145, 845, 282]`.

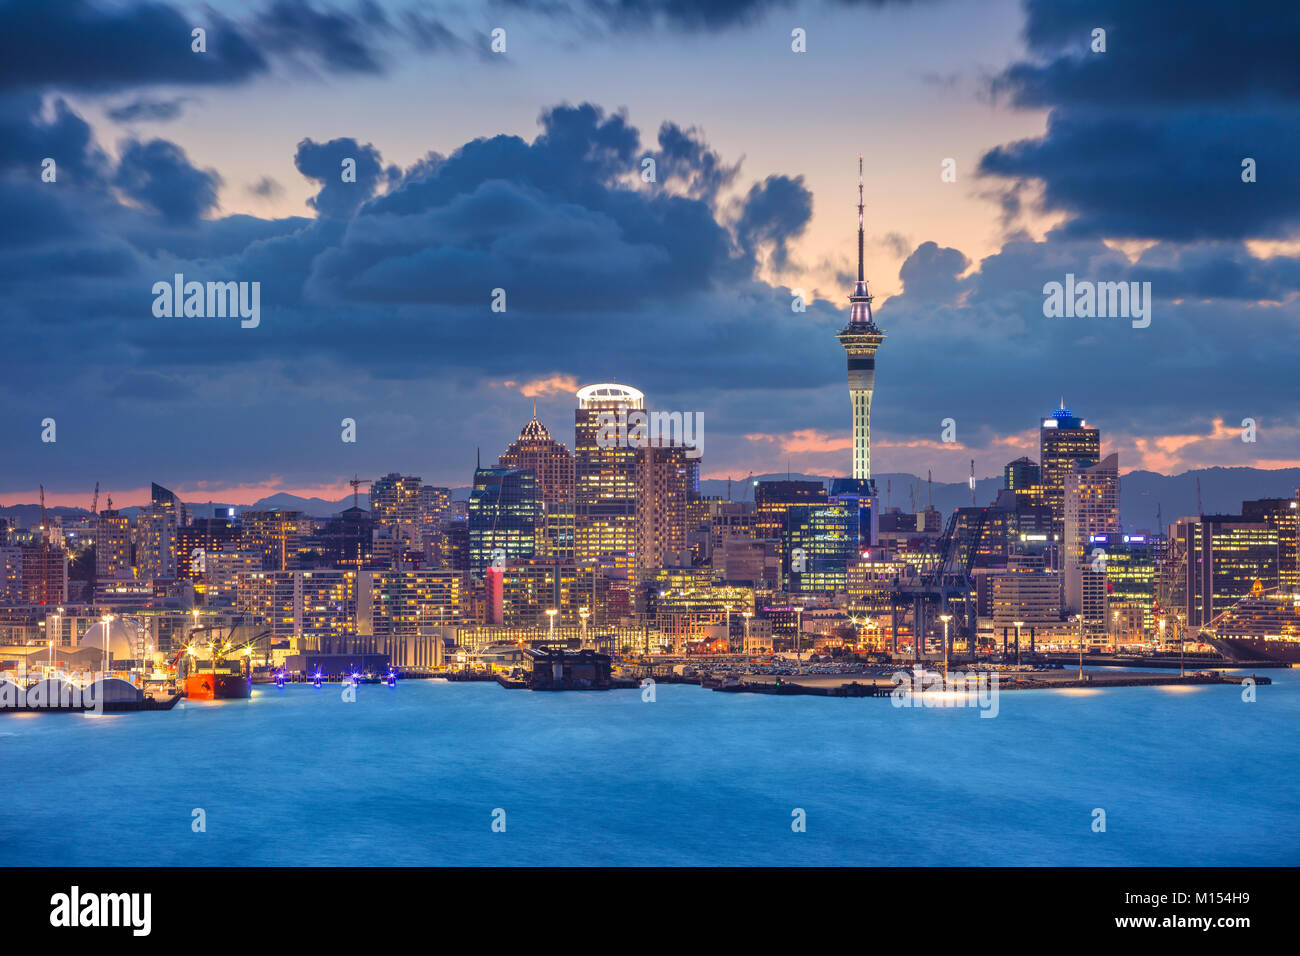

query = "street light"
[742, 610, 753, 655]
[939, 614, 952, 679]
[1013, 620, 1024, 668]
[546, 608, 557, 640]
[100, 613, 114, 678]
[794, 606, 804, 672]
[1072, 613, 1084, 679]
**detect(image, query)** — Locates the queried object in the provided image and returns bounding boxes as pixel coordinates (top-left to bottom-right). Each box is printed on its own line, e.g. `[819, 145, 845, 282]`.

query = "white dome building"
[78, 617, 145, 661]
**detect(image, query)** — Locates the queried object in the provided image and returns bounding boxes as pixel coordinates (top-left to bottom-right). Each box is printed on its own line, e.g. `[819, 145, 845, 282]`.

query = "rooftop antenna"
[927, 469, 933, 509]
[970, 459, 977, 506]
[1196, 476, 1203, 517]
[886, 478, 891, 509]
[857, 155, 865, 284]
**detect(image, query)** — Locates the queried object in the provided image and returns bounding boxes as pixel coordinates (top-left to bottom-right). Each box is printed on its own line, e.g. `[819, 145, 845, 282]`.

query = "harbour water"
[2, 668, 1297, 866]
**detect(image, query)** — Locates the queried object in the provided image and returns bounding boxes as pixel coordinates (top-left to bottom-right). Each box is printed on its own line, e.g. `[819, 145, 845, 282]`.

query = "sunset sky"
[3, 0, 1299, 507]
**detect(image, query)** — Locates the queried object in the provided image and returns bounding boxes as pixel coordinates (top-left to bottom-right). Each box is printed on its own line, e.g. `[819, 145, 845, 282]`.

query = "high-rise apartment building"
[574, 383, 643, 571]
[634, 445, 697, 576]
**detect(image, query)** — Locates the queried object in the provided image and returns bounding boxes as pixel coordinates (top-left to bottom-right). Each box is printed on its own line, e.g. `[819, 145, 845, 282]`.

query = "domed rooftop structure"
[576, 383, 644, 409]
[78, 617, 144, 660]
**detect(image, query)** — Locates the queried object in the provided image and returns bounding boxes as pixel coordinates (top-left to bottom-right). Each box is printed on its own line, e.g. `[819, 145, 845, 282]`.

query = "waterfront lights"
[100, 613, 114, 676]
[939, 613, 952, 679]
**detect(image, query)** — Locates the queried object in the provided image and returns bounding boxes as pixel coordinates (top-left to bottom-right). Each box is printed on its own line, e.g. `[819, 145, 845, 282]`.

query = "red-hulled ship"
[182, 657, 253, 699]
[174, 628, 253, 699]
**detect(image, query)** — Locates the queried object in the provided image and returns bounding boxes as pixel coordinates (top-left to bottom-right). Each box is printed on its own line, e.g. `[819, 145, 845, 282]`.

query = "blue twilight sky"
[2, 0, 1299, 506]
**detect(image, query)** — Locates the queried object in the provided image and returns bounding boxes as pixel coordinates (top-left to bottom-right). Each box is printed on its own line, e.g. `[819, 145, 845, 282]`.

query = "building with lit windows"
[635, 444, 698, 576]
[1039, 405, 1101, 539]
[236, 570, 358, 642]
[467, 467, 540, 578]
[240, 509, 307, 572]
[755, 480, 826, 587]
[137, 483, 187, 581]
[368, 570, 463, 639]
[1176, 515, 1280, 627]
[178, 517, 238, 581]
[498, 409, 575, 561]
[1004, 456, 1041, 491]
[1242, 495, 1300, 594]
[573, 383, 644, 571]
[95, 509, 131, 583]
[783, 502, 858, 594]
[1064, 453, 1120, 614]
[1093, 532, 1157, 636]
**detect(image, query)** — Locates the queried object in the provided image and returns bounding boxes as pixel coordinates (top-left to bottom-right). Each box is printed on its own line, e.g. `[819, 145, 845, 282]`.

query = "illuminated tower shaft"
[837, 158, 886, 480]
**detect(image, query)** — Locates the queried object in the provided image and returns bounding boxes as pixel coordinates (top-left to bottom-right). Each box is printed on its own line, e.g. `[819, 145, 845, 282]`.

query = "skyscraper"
[634, 445, 698, 575]
[836, 158, 886, 480]
[499, 407, 575, 560]
[573, 383, 643, 570]
[1063, 452, 1120, 622]
[1039, 404, 1101, 539]
[1176, 515, 1280, 627]
[467, 466, 540, 578]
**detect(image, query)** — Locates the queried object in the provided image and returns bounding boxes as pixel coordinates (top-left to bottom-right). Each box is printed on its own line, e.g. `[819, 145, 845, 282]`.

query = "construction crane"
[348, 475, 373, 510]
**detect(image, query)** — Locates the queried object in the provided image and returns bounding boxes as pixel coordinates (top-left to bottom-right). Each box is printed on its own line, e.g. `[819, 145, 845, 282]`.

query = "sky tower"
[837, 157, 886, 480]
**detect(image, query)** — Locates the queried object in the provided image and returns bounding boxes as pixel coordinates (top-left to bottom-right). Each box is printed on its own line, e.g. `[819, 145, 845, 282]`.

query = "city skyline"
[4, 0, 1300, 507]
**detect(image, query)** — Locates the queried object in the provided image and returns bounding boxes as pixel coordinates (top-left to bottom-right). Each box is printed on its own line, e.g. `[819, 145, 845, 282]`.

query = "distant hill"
[696, 467, 1300, 531]
[4, 467, 1298, 532]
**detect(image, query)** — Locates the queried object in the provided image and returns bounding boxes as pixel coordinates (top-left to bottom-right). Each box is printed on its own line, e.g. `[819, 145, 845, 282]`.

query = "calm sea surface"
[2, 668, 1297, 866]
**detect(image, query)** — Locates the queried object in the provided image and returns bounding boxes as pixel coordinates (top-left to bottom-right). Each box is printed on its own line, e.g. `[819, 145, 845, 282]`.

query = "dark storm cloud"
[0, 0, 480, 95]
[253, 0, 388, 74]
[997, 0, 1300, 108]
[0, 0, 267, 92]
[653, 122, 741, 203]
[735, 175, 813, 271]
[498, 0, 932, 32]
[113, 138, 223, 223]
[981, 107, 1300, 241]
[897, 241, 968, 304]
[873, 232, 1300, 446]
[981, 0, 1300, 242]
[0, 92, 109, 184]
[294, 137, 396, 218]
[305, 105, 744, 310]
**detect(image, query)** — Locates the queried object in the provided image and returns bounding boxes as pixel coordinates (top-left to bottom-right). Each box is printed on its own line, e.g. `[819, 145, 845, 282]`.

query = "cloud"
[106, 95, 193, 123]
[0, 0, 267, 91]
[734, 174, 813, 271]
[113, 138, 223, 223]
[982, 0, 1300, 241]
[294, 136, 396, 218]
